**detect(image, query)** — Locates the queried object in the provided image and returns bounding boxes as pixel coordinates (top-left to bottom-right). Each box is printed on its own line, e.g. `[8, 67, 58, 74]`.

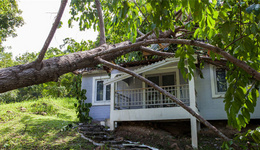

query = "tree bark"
[1, 36, 260, 93]
[93, 38, 260, 81]
[35, 0, 68, 69]
[0, 42, 136, 93]
[139, 46, 174, 57]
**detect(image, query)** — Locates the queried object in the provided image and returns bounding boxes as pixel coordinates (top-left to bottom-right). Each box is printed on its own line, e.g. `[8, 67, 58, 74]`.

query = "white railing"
[114, 84, 189, 110]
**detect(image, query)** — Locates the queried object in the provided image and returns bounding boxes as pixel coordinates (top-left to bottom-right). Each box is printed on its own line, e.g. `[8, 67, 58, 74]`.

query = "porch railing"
[114, 84, 189, 110]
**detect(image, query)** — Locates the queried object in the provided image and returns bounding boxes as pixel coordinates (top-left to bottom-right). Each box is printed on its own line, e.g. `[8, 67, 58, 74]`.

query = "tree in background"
[0, 0, 23, 52]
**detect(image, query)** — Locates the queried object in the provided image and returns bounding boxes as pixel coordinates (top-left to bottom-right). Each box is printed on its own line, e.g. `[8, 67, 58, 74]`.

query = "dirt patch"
[114, 120, 260, 150]
[115, 121, 192, 150]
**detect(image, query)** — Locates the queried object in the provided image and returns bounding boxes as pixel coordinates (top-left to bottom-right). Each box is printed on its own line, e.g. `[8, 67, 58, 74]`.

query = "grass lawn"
[0, 98, 96, 149]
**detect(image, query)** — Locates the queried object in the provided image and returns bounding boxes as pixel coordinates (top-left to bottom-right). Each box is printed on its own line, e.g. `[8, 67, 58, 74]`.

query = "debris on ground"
[78, 123, 158, 150]
[78, 120, 260, 150]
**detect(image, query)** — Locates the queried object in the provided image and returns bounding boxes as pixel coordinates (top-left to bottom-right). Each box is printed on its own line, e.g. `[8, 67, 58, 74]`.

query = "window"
[210, 65, 227, 98]
[93, 77, 111, 105]
[146, 73, 176, 87]
[215, 68, 227, 93]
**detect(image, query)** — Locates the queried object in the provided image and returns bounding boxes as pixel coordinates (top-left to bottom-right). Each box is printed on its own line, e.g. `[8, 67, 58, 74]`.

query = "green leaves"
[0, 0, 24, 46]
[225, 80, 259, 131]
[71, 74, 92, 123]
[207, 15, 215, 29]
[246, 4, 260, 16]
[226, 127, 260, 149]
[66, 0, 260, 131]
[69, 0, 98, 31]
[121, 1, 130, 19]
[176, 45, 196, 80]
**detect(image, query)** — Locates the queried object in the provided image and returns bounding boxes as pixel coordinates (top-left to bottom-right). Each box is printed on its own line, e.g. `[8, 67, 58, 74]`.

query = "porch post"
[188, 75, 198, 149]
[188, 76, 196, 109]
[110, 74, 116, 130]
[191, 117, 198, 149]
[176, 69, 180, 99]
[142, 74, 146, 108]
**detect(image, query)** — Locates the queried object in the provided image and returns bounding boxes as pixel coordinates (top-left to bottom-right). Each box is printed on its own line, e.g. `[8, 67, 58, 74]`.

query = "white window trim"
[210, 65, 227, 98]
[92, 76, 111, 106]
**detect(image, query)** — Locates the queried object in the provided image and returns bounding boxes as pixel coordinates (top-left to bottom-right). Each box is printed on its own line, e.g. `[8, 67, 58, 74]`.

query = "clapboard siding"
[81, 63, 260, 121]
[195, 64, 260, 120]
[82, 73, 110, 121]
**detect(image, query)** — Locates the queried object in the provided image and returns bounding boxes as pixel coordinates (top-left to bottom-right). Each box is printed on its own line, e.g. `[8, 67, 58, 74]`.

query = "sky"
[3, 0, 98, 57]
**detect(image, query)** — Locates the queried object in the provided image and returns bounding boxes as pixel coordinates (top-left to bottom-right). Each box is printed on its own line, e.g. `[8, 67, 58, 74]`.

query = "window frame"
[210, 65, 228, 98]
[92, 76, 111, 105]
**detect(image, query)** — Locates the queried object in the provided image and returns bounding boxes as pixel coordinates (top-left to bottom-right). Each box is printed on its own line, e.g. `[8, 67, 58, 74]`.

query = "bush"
[0, 90, 18, 103]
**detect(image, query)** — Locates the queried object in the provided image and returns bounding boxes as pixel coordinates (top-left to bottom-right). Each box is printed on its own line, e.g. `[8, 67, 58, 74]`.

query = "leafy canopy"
[68, 0, 260, 131]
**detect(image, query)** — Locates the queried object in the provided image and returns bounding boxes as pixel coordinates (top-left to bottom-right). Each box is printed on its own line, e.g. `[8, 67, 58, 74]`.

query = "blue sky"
[3, 0, 98, 57]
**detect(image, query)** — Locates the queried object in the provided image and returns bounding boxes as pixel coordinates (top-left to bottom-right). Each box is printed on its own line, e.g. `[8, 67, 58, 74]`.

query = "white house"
[81, 56, 260, 148]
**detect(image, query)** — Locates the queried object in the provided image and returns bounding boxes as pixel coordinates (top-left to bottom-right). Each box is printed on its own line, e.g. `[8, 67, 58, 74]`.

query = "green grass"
[0, 97, 96, 149]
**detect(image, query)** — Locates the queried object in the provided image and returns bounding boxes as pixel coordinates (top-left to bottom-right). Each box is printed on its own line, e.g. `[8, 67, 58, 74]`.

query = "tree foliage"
[68, 0, 260, 131]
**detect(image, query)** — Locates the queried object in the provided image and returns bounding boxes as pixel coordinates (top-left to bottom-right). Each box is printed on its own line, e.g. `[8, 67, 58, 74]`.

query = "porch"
[110, 81, 197, 123]
[105, 58, 199, 148]
[114, 84, 190, 110]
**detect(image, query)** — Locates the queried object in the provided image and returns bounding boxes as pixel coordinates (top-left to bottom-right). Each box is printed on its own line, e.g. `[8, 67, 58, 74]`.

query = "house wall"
[195, 64, 260, 120]
[179, 69, 188, 85]
[82, 73, 110, 121]
[82, 63, 260, 121]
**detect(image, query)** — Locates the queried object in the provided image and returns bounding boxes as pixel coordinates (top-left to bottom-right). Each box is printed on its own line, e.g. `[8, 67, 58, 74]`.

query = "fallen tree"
[1, 37, 259, 93]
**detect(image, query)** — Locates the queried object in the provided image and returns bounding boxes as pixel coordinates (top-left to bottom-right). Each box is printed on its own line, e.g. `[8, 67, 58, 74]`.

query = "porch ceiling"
[104, 57, 180, 85]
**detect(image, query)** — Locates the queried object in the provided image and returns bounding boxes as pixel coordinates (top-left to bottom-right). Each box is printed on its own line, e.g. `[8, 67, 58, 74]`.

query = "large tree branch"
[35, 0, 68, 69]
[140, 46, 174, 57]
[1, 37, 259, 93]
[97, 57, 232, 143]
[95, 0, 106, 45]
[0, 41, 136, 93]
[92, 38, 260, 81]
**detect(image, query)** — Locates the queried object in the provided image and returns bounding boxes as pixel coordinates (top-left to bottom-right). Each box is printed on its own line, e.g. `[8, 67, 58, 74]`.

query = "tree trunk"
[1, 36, 260, 93]
[0, 42, 135, 93]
